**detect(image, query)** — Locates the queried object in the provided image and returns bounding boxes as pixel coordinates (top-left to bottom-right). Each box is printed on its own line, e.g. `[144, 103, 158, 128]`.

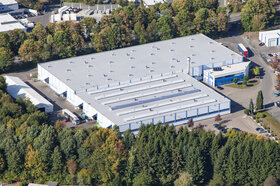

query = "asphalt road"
[216, 26, 275, 106]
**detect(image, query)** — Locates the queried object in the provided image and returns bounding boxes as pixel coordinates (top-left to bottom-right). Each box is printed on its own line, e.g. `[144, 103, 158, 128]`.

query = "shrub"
[244, 109, 250, 115]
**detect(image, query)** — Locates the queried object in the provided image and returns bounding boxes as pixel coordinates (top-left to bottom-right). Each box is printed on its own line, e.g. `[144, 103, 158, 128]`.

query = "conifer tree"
[256, 90, 263, 110]
[249, 99, 254, 115]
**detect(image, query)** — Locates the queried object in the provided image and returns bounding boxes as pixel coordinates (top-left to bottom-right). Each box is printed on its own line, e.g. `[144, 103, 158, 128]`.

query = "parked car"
[231, 128, 241, 132]
[221, 128, 227, 134]
[217, 86, 224, 90]
[259, 42, 265, 46]
[268, 53, 273, 57]
[256, 127, 262, 131]
[259, 129, 267, 133]
[214, 124, 223, 129]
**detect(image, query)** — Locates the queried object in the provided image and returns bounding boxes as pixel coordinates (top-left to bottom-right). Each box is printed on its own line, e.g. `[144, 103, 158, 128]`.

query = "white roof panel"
[4, 76, 53, 111]
[0, 14, 26, 33]
[0, 0, 17, 5]
[78, 73, 230, 125]
[39, 34, 242, 92]
[204, 61, 250, 78]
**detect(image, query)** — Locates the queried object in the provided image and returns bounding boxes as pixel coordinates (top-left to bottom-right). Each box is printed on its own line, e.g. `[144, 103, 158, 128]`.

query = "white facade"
[38, 34, 240, 132]
[203, 61, 250, 87]
[259, 30, 280, 47]
[4, 76, 53, 113]
[0, 0, 18, 13]
[0, 13, 26, 33]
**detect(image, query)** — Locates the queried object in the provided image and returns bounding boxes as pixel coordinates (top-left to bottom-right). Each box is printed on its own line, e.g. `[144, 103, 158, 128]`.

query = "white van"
[62, 109, 80, 125]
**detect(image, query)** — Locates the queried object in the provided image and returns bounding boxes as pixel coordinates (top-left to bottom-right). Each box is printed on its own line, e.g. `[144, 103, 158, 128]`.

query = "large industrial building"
[4, 76, 53, 113]
[38, 34, 245, 132]
[259, 29, 280, 47]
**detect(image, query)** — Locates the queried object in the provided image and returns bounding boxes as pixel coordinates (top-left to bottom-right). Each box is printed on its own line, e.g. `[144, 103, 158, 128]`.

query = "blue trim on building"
[215, 74, 244, 86]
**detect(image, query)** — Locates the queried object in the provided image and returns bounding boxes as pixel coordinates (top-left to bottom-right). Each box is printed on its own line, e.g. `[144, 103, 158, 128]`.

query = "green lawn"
[226, 79, 260, 89]
[260, 111, 280, 138]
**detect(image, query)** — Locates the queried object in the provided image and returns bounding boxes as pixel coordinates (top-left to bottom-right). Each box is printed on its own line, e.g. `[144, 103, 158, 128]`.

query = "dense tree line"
[0, 76, 279, 185]
[241, 0, 276, 31]
[0, 2, 228, 73]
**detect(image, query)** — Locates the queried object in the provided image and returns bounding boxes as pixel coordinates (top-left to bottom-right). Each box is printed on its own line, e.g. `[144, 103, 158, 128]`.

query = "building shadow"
[231, 99, 245, 113]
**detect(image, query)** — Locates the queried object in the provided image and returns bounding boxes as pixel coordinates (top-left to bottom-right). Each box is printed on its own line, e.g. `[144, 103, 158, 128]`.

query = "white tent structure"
[4, 76, 53, 113]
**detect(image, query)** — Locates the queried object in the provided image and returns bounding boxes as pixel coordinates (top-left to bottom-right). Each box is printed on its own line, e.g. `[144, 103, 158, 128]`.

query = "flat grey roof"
[78, 73, 230, 126]
[39, 34, 242, 92]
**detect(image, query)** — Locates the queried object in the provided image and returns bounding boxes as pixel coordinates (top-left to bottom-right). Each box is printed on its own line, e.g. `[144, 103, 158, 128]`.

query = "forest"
[0, 1, 228, 73]
[0, 76, 279, 185]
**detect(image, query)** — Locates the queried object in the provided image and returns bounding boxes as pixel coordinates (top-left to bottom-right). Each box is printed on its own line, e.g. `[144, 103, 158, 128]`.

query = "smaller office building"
[4, 76, 53, 113]
[0, 0, 18, 13]
[203, 61, 250, 87]
[259, 29, 280, 47]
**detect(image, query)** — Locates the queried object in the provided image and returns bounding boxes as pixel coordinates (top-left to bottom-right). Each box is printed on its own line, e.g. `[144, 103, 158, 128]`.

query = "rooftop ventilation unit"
[110, 70, 114, 73]
[131, 49, 136, 52]
[84, 61, 88, 64]
[152, 62, 156, 64]
[69, 61, 74, 64]
[88, 65, 93, 68]
[150, 53, 155, 56]
[129, 74, 133, 77]
[48, 65, 52, 68]
[131, 66, 135, 69]
[66, 79, 71, 81]
[104, 74, 108, 77]
[191, 38, 195, 41]
[169, 49, 174, 52]
[209, 41, 213, 44]
[86, 83, 90, 85]
[211, 50, 215, 53]
[111, 53, 116, 56]
[171, 65, 175, 68]
[130, 57, 135, 60]
[190, 45, 194, 48]
[91, 57, 95, 60]
[109, 61, 114, 64]
[87, 74, 93, 77]
[126, 53, 130, 56]
[146, 66, 150, 69]
[66, 69, 71, 72]
[213, 67, 222, 71]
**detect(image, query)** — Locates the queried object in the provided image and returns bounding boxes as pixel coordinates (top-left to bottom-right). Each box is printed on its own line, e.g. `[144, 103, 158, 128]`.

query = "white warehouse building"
[259, 29, 280, 47]
[0, 0, 18, 13]
[38, 34, 244, 132]
[4, 76, 53, 113]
